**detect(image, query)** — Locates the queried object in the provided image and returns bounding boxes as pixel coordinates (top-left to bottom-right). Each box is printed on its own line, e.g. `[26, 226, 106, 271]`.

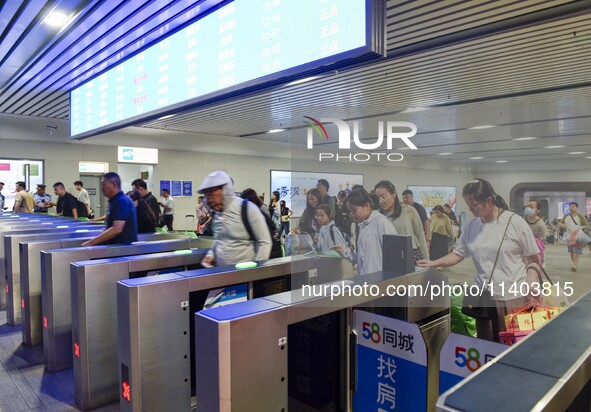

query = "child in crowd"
[333, 188, 397, 276]
[314, 204, 349, 253]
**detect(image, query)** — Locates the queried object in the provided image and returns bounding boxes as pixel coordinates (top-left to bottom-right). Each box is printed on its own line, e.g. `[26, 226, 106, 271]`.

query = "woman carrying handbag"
[418, 179, 541, 342]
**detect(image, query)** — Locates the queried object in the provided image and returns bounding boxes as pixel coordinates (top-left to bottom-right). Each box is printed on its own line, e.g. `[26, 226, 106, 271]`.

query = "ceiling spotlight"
[468, 125, 496, 130]
[544, 145, 564, 149]
[46, 125, 58, 135]
[495, 160, 508, 163]
[401, 107, 428, 114]
[469, 156, 483, 160]
[267, 129, 286, 133]
[158, 114, 175, 120]
[44, 11, 70, 27]
[286, 76, 320, 86]
[513, 137, 538, 141]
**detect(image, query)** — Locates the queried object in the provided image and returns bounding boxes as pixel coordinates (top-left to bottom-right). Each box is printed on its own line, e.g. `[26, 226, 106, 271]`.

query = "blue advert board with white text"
[353, 310, 427, 411]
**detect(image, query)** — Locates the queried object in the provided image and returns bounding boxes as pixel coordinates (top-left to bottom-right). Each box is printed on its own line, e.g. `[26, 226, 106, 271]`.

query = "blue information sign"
[182, 181, 193, 197]
[171, 180, 182, 197]
[160, 180, 171, 196]
[353, 310, 427, 412]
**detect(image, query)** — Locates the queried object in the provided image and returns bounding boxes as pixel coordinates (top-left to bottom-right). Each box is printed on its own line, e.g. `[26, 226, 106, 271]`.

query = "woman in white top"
[418, 178, 540, 342]
[334, 188, 397, 276]
[314, 204, 349, 253]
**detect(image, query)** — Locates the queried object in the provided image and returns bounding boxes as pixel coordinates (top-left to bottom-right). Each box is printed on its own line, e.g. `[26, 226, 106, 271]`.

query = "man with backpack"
[51, 182, 87, 218]
[197, 171, 271, 267]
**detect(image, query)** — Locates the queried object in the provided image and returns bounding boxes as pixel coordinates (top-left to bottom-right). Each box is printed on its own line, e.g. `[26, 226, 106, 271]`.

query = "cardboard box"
[499, 330, 533, 346]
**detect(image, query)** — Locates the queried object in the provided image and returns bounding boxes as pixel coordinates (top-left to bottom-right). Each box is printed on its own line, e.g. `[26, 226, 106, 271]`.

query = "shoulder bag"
[462, 213, 514, 320]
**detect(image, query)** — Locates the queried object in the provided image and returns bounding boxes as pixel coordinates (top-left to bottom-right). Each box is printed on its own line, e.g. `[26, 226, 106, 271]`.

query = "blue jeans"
[279, 221, 290, 238]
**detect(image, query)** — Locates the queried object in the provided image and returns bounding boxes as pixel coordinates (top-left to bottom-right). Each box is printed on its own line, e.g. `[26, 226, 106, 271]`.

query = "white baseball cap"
[197, 171, 233, 194]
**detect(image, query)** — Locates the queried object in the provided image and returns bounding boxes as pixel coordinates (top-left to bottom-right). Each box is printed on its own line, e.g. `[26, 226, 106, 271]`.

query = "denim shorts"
[568, 245, 583, 254]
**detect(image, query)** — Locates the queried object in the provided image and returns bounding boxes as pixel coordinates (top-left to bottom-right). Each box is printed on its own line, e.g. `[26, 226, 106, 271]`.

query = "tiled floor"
[0, 243, 588, 411]
[0, 311, 117, 412]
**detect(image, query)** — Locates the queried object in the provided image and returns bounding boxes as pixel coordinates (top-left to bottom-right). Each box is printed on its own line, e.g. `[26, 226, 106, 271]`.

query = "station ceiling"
[1, 0, 591, 168]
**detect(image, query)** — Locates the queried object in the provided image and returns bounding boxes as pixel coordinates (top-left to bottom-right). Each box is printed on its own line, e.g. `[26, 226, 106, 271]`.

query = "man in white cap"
[198, 171, 272, 267]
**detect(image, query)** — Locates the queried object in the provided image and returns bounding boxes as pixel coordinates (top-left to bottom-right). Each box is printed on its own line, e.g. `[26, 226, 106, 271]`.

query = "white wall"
[1, 112, 477, 229]
[478, 170, 591, 212]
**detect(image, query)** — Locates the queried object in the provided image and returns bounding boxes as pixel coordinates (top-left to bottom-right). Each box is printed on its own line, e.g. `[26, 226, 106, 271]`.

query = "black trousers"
[163, 214, 173, 231]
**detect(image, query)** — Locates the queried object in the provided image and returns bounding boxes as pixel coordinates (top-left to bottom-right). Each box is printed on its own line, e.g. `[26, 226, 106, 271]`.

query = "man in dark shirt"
[401, 189, 430, 244]
[131, 178, 161, 224]
[82, 172, 137, 246]
[52, 182, 87, 218]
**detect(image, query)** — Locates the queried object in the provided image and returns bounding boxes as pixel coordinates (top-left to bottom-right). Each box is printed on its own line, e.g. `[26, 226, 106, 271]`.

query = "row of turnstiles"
[2, 211, 455, 411]
[9, 213, 586, 412]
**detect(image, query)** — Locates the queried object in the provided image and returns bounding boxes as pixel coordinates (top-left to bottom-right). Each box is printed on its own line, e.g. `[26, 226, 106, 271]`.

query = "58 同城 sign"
[353, 310, 427, 411]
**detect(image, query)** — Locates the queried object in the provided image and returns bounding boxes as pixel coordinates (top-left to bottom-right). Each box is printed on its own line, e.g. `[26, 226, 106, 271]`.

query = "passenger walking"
[298, 188, 322, 237]
[82, 172, 137, 246]
[52, 182, 87, 218]
[429, 205, 454, 262]
[401, 189, 430, 248]
[278, 200, 292, 239]
[159, 188, 174, 231]
[127, 190, 157, 233]
[316, 179, 336, 217]
[418, 178, 540, 343]
[314, 204, 349, 253]
[374, 180, 429, 261]
[131, 179, 161, 226]
[333, 188, 397, 276]
[196, 196, 211, 235]
[13, 181, 35, 213]
[268, 190, 281, 229]
[559, 202, 588, 271]
[198, 171, 271, 267]
[524, 199, 549, 265]
[74, 181, 92, 216]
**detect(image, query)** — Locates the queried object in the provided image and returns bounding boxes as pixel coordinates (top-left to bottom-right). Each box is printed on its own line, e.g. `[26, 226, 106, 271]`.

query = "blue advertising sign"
[159, 180, 171, 196]
[182, 181, 193, 197]
[171, 180, 182, 197]
[439, 333, 507, 395]
[353, 310, 427, 412]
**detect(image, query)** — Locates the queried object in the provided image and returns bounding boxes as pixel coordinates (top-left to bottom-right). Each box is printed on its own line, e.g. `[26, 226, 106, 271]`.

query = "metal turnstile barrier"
[436, 295, 591, 412]
[71, 248, 209, 410]
[5, 228, 104, 325]
[22, 237, 100, 346]
[1, 222, 100, 313]
[117, 255, 354, 411]
[41, 234, 212, 372]
[193, 268, 450, 412]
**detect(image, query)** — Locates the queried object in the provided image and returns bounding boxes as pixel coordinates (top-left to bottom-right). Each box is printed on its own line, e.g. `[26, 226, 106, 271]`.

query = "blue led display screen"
[70, 0, 375, 138]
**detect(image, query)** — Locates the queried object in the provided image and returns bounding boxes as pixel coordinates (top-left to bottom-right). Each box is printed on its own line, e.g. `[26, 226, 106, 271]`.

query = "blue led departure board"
[70, 0, 382, 138]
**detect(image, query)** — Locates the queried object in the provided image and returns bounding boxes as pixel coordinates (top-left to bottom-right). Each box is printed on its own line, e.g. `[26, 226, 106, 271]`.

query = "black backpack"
[241, 200, 283, 259]
[75, 199, 88, 218]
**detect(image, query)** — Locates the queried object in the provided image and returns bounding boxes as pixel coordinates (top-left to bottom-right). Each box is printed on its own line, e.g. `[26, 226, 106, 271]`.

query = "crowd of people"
[4, 172, 590, 344]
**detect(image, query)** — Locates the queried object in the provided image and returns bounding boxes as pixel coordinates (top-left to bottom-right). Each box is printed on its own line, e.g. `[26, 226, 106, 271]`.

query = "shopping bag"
[527, 262, 570, 308]
[450, 290, 476, 337]
[568, 228, 591, 247]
